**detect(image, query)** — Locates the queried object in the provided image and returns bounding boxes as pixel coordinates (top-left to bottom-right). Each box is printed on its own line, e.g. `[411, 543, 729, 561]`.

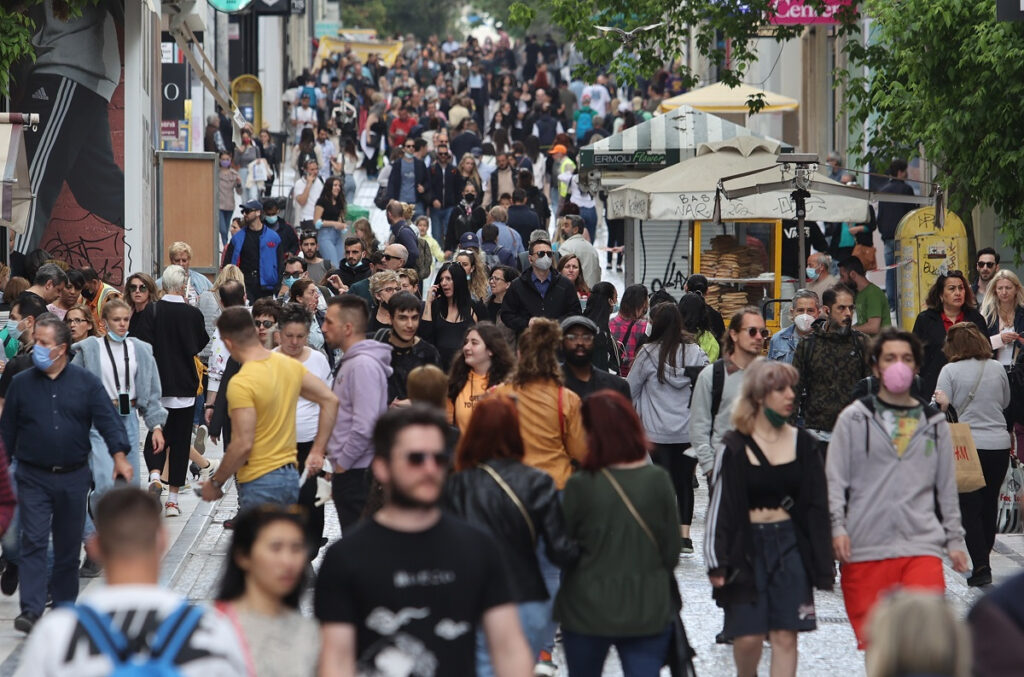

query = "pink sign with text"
[770, 0, 853, 25]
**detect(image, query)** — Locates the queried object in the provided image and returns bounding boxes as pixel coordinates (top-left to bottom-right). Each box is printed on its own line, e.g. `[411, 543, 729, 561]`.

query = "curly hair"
[511, 318, 563, 387]
[447, 322, 515, 401]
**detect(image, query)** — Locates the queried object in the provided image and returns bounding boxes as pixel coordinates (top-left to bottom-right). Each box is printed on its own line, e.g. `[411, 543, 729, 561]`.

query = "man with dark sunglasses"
[500, 238, 582, 335]
[428, 144, 460, 243]
[315, 404, 532, 676]
[346, 244, 408, 308]
[792, 284, 871, 450]
[973, 247, 1000, 298]
[385, 133, 430, 219]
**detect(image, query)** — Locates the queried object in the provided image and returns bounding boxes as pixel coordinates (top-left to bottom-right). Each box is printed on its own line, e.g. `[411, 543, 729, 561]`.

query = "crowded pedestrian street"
[1, 1, 1024, 675]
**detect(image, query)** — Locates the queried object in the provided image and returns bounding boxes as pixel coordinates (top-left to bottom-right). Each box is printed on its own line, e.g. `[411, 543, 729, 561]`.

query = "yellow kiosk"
[230, 75, 263, 132]
[895, 207, 968, 329]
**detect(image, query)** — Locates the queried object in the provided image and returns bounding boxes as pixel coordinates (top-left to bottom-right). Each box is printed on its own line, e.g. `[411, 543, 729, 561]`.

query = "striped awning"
[579, 105, 790, 173]
[0, 113, 36, 235]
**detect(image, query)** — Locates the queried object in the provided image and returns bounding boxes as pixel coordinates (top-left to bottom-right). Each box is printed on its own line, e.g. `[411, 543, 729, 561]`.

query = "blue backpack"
[575, 108, 594, 141]
[70, 601, 204, 676]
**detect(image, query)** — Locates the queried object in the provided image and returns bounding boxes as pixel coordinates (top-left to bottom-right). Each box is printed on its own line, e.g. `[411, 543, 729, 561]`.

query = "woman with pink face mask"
[825, 328, 969, 650]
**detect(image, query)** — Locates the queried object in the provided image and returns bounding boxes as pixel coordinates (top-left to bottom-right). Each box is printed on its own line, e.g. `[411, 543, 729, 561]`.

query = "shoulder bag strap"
[742, 434, 773, 467]
[600, 468, 657, 548]
[558, 386, 565, 438]
[479, 464, 536, 545]
[214, 601, 258, 677]
[959, 361, 987, 415]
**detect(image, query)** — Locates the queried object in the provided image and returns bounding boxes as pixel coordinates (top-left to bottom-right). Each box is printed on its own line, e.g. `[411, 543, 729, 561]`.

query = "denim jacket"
[767, 324, 800, 364]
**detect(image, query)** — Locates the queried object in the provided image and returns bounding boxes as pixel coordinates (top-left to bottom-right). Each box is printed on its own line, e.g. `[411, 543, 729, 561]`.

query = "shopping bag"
[997, 456, 1024, 534]
[949, 422, 986, 493]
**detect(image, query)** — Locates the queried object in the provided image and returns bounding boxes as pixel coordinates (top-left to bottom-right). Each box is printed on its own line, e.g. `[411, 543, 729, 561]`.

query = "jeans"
[431, 206, 453, 244]
[17, 463, 91, 615]
[237, 465, 300, 513]
[318, 226, 344, 269]
[83, 410, 141, 540]
[562, 625, 673, 677]
[884, 239, 897, 311]
[344, 174, 357, 205]
[219, 210, 233, 246]
[579, 205, 597, 243]
[332, 468, 371, 535]
[475, 600, 550, 677]
[535, 534, 561, 653]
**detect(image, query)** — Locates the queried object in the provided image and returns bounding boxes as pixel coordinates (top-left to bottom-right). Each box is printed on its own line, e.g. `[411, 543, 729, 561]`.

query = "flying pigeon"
[593, 22, 665, 45]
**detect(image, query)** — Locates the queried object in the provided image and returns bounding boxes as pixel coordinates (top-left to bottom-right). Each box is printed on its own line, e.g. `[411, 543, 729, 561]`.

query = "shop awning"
[657, 82, 799, 115]
[607, 136, 869, 222]
[579, 104, 789, 174]
[0, 113, 37, 235]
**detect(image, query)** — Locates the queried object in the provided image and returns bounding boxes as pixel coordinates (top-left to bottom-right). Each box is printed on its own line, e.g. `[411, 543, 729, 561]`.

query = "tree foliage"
[0, 0, 100, 98]
[840, 0, 1024, 255]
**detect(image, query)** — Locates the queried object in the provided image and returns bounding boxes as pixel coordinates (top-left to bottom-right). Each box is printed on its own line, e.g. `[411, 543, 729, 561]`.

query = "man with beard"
[560, 316, 630, 400]
[336, 237, 372, 287]
[225, 200, 284, 302]
[314, 405, 532, 675]
[792, 284, 871, 449]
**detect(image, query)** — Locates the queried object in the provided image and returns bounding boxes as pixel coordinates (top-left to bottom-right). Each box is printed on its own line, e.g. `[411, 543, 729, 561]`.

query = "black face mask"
[463, 195, 476, 203]
[80, 286, 97, 301]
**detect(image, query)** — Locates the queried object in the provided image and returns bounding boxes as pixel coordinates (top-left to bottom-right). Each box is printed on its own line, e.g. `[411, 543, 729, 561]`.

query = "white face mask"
[533, 254, 553, 271]
[793, 313, 815, 333]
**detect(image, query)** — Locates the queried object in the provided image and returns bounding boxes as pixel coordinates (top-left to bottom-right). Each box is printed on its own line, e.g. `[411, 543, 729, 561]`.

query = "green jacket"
[793, 325, 870, 431]
[554, 465, 679, 636]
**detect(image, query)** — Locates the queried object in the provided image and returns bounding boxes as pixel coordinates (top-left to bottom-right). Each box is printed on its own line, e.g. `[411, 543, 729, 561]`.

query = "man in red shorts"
[826, 328, 968, 648]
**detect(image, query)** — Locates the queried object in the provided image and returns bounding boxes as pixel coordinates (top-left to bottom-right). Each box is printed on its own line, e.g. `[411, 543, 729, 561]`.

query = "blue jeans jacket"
[768, 324, 801, 364]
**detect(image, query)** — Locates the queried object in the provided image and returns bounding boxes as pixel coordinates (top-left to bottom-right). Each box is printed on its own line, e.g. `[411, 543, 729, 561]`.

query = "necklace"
[753, 427, 784, 445]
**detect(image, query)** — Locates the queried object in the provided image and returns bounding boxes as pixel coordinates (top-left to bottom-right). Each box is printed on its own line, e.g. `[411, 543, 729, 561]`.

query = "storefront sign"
[592, 150, 668, 168]
[770, 0, 852, 25]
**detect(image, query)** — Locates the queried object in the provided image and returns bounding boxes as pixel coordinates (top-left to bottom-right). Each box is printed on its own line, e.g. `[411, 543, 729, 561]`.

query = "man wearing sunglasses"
[385, 133, 430, 219]
[792, 284, 871, 450]
[428, 144, 460, 243]
[500, 238, 582, 336]
[346, 243, 408, 308]
[315, 405, 532, 676]
[973, 247, 1000, 298]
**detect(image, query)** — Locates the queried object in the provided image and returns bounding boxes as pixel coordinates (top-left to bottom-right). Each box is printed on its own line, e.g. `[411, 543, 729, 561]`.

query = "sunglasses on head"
[255, 320, 276, 329]
[741, 327, 771, 339]
[405, 450, 450, 467]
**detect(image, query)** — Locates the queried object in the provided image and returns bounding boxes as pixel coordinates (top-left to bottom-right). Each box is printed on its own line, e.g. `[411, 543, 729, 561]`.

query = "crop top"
[744, 433, 802, 510]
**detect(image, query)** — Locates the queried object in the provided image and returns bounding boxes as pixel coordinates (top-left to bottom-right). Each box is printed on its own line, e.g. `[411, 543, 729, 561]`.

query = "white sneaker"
[200, 458, 220, 484]
[165, 501, 181, 517]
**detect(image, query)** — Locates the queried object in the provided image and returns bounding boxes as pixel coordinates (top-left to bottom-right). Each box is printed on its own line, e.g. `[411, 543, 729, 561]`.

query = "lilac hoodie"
[328, 339, 393, 470]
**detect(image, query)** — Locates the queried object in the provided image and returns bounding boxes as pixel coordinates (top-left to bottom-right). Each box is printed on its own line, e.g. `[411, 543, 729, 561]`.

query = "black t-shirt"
[240, 228, 262, 276]
[314, 514, 512, 675]
[562, 364, 632, 401]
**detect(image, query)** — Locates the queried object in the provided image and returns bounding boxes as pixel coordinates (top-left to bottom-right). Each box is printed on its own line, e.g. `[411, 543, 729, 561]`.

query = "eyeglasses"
[565, 333, 595, 344]
[405, 450, 450, 467]
[382, 253, 403, 261]
[978, 261, 996, 269]
[533, 251, 553, 258]
[66, 317, 90, 325]
[127, 284, 147, 292]
[255, 320, 276, 329]
[438, 153, 450, 158]
[489, 275, 505, 283]
[741, 327, 771, 339]
[380, 286, 400, 294]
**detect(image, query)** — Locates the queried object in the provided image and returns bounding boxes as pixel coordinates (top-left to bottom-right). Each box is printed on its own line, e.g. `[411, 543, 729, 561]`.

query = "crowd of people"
[0, 27, 1020, 677]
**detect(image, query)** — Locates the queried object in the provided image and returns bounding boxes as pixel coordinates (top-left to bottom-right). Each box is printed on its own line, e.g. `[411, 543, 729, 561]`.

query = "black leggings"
[651, 442, 698, 526]
[606, 218, 624, 266]
[297, 441, 326, 559]
[149, 406, 193, 489]
[959, 448, 1010, 571]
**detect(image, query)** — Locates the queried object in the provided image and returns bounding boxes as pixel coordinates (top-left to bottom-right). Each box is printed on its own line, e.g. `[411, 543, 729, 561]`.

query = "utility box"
[896, 207, 967, 329]
[231, 75, 263, 132]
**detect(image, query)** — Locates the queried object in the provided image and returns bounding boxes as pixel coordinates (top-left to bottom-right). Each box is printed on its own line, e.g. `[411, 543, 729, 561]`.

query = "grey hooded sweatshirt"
[627, 342, 709, 444]
[826, 396, 966, 563]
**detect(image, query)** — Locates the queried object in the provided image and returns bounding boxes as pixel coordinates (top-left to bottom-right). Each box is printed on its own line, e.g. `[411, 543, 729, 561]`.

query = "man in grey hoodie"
[827, 328, 968, 649]
[691, 307, 767, 478]
[323, 294, 393, 532]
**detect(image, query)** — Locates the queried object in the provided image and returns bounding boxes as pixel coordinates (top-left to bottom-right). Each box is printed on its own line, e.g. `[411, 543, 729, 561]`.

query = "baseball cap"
[548, 144, 568, 155]
[240, 199, 263, 212]
[459, 232, 481, 249]
[560, 315, 599, 334]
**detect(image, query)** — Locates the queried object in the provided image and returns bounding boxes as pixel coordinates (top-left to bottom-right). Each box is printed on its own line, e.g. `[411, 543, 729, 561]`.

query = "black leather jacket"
[445, 458, 580, 602]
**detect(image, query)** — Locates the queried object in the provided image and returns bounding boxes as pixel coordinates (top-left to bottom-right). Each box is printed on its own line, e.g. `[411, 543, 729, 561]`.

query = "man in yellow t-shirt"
[200, 307, 339, 511]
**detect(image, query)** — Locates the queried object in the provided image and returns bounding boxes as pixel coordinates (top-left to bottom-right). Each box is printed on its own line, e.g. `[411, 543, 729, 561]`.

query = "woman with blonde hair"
[65, 304, 98, 342]
[980, 268, 1024, 365]
[705, 357, 833, 677]
[865, 591, 970, 677]
[455, 248, 489, 301]
[367, 270, 400, 335]
[933, 322, 1010, 587]
[457, 152, 483, 196]
[352, 217, 379, 253]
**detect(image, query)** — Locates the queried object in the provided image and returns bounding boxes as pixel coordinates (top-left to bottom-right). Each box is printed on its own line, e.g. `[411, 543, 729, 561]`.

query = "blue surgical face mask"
[806, 266, 819, 281]
[265, 215, 279, 224]
[284, 275, 300, 288]
[32, 343, 56, 370]
[107, 329, 127, 343]
[466, 273, 472, 281]
[5, 318, 22, 342]
[612, 303, 620, 314]
[404, 151, 414, 159]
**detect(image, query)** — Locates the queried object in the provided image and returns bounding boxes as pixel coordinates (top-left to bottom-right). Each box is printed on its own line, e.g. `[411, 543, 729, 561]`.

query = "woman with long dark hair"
[447, 322, 515, 431]
[554, 390, 681, 676]
[313, 176, 347, 269]
[557, 253, 590, 304]
[420, 261, 487, 367]
[912, 270, 987, 398]
[582, 281, 620, 372]
[216, 506, 319, 676]
[679, 292, 721, 362]
[627, 302, 709, 553]
[609, 284, 650, 377]
[446, 395, 579, 676]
